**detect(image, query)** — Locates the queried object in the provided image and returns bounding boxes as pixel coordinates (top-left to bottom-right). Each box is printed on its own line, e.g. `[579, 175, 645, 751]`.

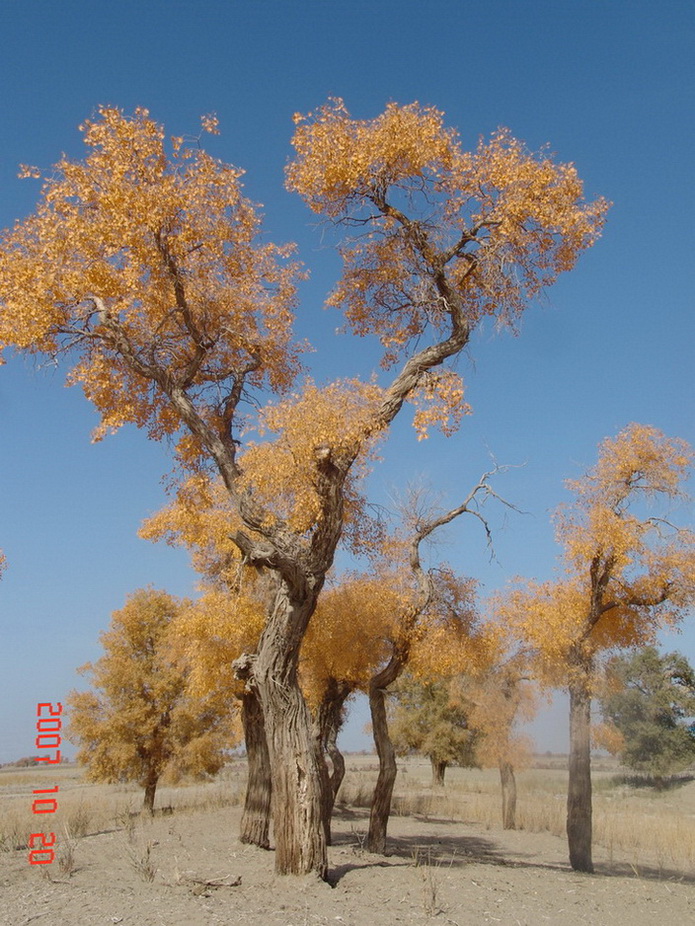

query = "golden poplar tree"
[1, 102, 606, 877]
[459, 646, 537, 830]
[67, 588, 236, 813]
[504, 425, 695, 871]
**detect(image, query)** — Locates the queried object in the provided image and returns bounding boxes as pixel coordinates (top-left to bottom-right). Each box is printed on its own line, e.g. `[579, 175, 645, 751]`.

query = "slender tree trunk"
[326, 719, 347, 804]
[567, 672, 594, 873]
[313, 677, 352, 845]
[500, 761, 517, 830]
[368, 655, 402, 854]
[430, 758, 447, 787]
[239, 688, 272, 849]
[253, 582, 328, 879]
[313, 715, 334, 848]
[143, 771, 159, 815]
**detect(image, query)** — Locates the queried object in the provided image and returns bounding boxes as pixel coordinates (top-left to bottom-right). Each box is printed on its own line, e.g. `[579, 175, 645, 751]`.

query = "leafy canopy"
[598, 646, 695, 778]
[0, 106, 303, 453]
[67, 588, 236, 789]
[389, 673, 478, 771]
[0, 102, 607, 590]
[503, 424, 695, 684]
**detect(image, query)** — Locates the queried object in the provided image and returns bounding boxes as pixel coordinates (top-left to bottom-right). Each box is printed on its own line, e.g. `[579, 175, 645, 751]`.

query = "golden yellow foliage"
[407, 567, 481, 678]
[0, 106, 304, 453]
[67, 589, 238, 795]
[503, 425, 695, 687]
[592, 721, 626, 757]
[141, 473, 245, 588]
[0, 101, 607, 559]
[287, 98, 609, 376]
[172, 586, 266, 702]
[300, 576, 399, 710]
[239, 378, 385, 536]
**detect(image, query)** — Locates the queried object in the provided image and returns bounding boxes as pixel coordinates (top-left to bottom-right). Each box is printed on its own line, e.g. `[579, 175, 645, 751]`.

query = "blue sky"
[1, 0, 693, 762]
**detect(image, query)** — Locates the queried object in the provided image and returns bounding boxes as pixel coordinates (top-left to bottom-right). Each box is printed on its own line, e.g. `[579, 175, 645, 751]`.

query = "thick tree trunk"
[567, 674, 594, 873]
[430, 758, 447, 787]
[500, 761, 517, 830]
[253, 582, 328, 879]
[239, 688, 272, 849]
[368, 656, 402, 854]
[143, 772, 158, 815]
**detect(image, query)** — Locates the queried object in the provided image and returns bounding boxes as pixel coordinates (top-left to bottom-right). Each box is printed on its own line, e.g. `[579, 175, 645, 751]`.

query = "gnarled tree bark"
[239, 688, 272, 849]
[367, 655, 402, 854]
[252, 580, 329, 878]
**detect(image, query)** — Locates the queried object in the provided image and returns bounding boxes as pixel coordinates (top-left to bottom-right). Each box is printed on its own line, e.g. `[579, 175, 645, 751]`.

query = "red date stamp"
[28, 702, 62, 865]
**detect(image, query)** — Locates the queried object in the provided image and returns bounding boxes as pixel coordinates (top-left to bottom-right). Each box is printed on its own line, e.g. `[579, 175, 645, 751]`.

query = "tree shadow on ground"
[330, 806, 695, 886]
[607, 773, 695, 792]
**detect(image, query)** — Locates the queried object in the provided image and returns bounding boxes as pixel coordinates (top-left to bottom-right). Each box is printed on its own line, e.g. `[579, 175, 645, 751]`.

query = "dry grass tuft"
[125, 838, 157, 882]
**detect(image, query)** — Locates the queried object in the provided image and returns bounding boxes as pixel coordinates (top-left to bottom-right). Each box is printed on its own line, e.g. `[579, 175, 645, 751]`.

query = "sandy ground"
[1, 800, 693, 926]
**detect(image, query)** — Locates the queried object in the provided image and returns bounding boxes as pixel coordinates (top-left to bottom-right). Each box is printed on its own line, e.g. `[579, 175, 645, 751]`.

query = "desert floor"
[2, 758, 694, 926]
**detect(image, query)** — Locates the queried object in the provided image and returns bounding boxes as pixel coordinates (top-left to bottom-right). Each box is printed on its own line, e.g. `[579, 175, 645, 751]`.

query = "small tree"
[67, 588, 235, 813]
[506, 424, 695, 872]
[390, 674, 478, 785]
[461, 649, 536, 830]
[364, 479, 498, 854]
[598, 646, 695, 782]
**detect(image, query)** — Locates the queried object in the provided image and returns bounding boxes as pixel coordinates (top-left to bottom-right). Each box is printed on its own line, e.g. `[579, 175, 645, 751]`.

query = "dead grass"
[0, 762, 245, 853]
[3, 756, 694, 878]
[337, 756, 695, 875]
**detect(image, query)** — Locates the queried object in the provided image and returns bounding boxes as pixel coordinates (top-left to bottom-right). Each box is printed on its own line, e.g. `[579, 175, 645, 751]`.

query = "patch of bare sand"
[1, 805, 693, 926]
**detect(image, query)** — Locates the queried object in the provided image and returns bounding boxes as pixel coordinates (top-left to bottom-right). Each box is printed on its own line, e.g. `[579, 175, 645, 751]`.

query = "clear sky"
[0, 0, 693, 762]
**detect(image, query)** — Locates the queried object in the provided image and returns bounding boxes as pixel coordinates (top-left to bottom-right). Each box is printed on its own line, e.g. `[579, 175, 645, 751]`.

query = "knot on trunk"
[314, 443, 332, 464]
[233, 652, 257, 685]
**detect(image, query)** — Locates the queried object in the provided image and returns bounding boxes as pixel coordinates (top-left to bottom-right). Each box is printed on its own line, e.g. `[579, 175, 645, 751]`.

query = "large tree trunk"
[253, 581, 328, 879]
[368, 655, 402, 854]
[239, 688, 272, 849]
[500, 761, 517, 830]
[567, 672, 594, 873]
[430, 757, 447, 787]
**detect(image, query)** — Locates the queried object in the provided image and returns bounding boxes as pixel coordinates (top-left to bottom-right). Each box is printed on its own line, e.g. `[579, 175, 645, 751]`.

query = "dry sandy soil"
[2, 795, 694, 926]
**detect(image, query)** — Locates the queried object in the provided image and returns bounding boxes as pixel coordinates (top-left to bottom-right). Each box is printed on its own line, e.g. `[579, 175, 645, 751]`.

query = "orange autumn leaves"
[0, 102, 607, 503]
[0, 101, 615, 720]
[500, 425, 695, 686]
[67, 589, 238, 791]
[0, 106, 303, 450]
[287, 99, 608, 354]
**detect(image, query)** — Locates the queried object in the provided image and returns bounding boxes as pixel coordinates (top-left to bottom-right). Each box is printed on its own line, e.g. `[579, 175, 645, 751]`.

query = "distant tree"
[505, 425, 695, 872]
[389, 673, 478, 785]
[461, 648, 537, 830]
[67, 588, 237, 814]
[598, 646, 695, 782]
[10, 756, 43, 768]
